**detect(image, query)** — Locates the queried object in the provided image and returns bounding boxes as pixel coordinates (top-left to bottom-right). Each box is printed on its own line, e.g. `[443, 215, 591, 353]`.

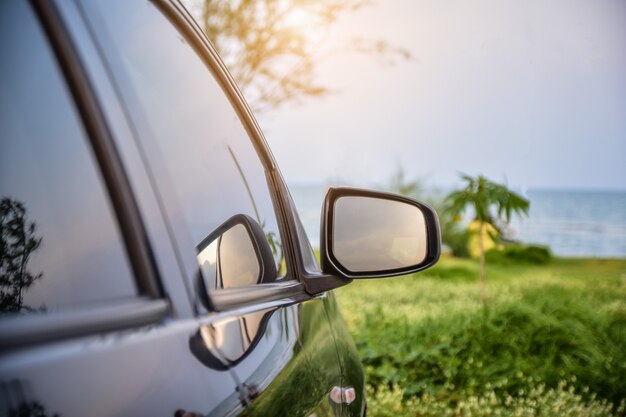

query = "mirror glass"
[197, 223, 261, 290]
[332, 196, 428, 273]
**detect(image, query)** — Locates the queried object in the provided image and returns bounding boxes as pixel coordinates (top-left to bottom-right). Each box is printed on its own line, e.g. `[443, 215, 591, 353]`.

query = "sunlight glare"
[283, 5, 324, 46]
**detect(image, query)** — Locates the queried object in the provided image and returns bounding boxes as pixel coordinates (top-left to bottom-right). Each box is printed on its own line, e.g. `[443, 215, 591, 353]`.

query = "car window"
[0, 2, 138, 317]
[82, 0, 288, 291]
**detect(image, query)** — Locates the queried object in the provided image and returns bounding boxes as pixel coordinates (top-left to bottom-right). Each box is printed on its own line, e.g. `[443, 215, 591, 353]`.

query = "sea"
[287, 184, 626, 258]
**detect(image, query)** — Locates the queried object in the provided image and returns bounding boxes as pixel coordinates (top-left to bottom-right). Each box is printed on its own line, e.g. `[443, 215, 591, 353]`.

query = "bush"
[439, 213, 471, 258]
[337, 257, 626, 415]
[355, 288, 626, 407]
[427, 262, 476, 281]
[486, 244, 552, 265]
[367, 381, 625, 417]
[443, 227, 471, 258]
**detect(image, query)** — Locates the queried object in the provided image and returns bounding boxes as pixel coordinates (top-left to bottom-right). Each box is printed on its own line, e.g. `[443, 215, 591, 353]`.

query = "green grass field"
[334, 256, 626, 416]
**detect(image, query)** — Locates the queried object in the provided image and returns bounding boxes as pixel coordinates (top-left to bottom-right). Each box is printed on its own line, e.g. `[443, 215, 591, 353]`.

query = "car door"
[73, 0, 348, 416]
[0, 2, 242, 416]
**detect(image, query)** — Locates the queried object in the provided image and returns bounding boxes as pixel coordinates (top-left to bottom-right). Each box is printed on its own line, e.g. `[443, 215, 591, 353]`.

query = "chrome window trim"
[208, 281, 306, 311]
[0, 298, 169, 351]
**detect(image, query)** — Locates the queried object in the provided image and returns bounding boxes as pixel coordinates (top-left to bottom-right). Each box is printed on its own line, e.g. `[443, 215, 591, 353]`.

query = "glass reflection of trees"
[0, 198, 44, 314]
[1, 380, 59, 417]
[7, 401, 58, 417]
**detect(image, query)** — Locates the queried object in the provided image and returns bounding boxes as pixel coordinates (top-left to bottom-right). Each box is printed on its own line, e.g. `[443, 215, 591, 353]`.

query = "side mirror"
[196, 214, 277, 294]
[320, 187, 440, 278]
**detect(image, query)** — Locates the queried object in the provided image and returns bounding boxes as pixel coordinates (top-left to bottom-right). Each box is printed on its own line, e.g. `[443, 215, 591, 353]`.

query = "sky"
[257, 0, 626, 191]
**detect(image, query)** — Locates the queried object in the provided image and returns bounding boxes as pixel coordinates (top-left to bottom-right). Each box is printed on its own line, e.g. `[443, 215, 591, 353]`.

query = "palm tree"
[446, 174, 529, 304]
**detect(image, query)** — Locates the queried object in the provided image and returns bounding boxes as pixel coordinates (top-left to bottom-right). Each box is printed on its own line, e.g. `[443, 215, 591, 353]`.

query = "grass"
[334, 256, 626, 416]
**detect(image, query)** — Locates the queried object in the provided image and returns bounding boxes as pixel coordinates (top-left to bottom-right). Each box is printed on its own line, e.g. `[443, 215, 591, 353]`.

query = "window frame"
[151, 0, 308, 311]
[0, 0, 167, 351]
[152, 0, 351, 306]
[154, 0, 308, 312]
[76, 0, 309, 313]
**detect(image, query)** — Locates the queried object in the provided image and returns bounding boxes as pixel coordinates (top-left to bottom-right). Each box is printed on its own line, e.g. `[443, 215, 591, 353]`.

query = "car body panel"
[1, 320, 239, 416]
[209, 298, 344, 417]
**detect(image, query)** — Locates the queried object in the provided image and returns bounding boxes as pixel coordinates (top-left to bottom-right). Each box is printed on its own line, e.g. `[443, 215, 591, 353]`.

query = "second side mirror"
[320, 187, 440, 279]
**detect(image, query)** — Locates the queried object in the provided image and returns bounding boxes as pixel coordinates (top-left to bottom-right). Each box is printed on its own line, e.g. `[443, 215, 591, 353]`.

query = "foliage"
[367, 381, 625, 417]
[335, 257, 626, 415]
[446, 174, 530, 302]
[486, 244, 552, 265]
[0, 198, 43, 313]
[446, 174, 530, 226]
[197, 0, 410, 112]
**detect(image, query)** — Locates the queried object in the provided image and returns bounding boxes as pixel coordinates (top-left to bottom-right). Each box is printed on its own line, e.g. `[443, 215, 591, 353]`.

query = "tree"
[0, 198, 43, 313]
[196, 0, 410, 112]
[446, 174, 529, 304]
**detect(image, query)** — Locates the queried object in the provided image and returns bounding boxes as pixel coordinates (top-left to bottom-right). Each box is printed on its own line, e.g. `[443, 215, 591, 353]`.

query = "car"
[0, 1, 440, 416]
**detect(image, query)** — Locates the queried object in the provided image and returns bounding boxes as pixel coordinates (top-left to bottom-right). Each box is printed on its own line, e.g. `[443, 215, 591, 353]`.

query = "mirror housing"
[320, 187, 440, 278]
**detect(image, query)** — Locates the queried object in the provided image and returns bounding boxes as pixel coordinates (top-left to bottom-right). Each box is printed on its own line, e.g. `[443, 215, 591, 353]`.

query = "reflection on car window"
[0, 2, 137, 316]
[196, 215, 279, 291]
[198, 224, 260, 289]
[84, 0, 288, 288]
